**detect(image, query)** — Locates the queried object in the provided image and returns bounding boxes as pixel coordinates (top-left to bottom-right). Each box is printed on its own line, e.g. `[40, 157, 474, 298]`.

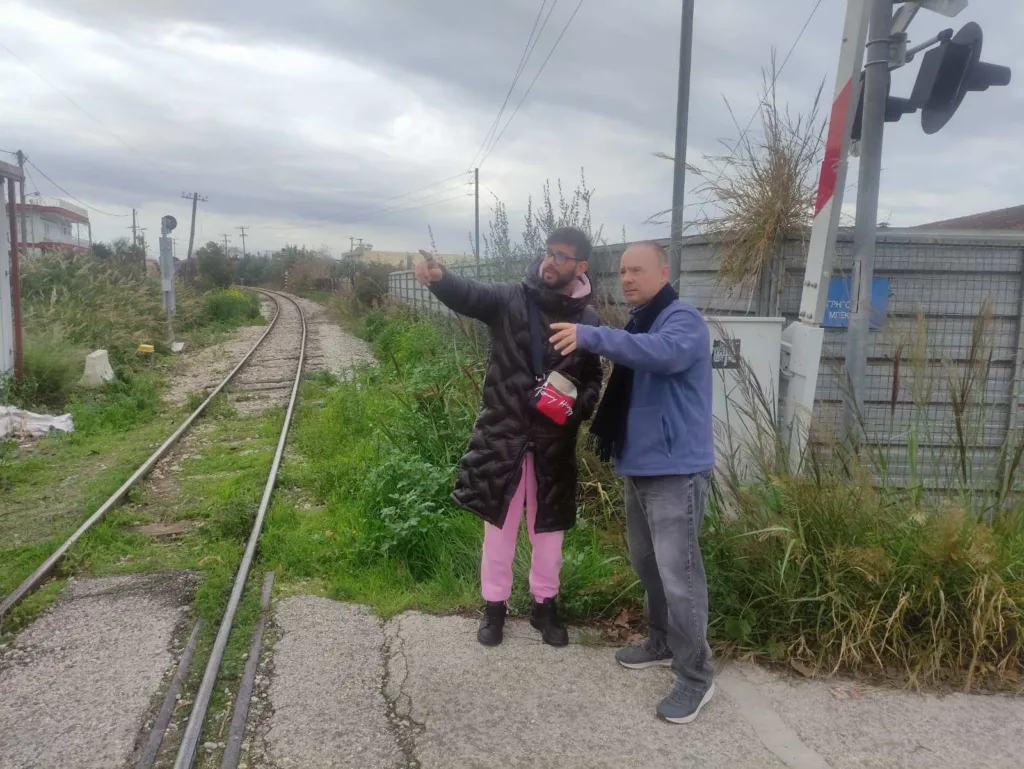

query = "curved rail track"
[0, 290, 305, 623]
[2, 289, 310, 768]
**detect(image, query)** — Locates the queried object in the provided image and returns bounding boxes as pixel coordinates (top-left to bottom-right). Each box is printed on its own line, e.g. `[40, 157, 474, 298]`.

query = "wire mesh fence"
[388, 230, 1024, 496]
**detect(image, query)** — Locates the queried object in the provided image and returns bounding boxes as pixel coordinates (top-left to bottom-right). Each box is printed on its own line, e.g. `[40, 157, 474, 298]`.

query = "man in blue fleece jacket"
[550, 240, 715, 724]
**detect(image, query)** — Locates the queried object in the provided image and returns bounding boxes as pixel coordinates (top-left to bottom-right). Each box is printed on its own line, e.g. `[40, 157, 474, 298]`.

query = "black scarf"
[589, 283, 679, 461]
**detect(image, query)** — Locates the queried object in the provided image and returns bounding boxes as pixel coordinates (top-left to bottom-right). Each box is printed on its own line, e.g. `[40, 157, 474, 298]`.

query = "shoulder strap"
[526, 296, 545, 382]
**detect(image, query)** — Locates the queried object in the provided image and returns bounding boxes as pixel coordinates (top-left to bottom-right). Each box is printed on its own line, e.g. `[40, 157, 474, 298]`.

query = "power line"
[274, 180, 471, 230]
[26, 159, 131, 217]
[336, 182, 471, 223]
[0, 40, 144, 157]
[264, 188, 473, 233]
[479, 0, 586, 168]
[339, 191, 473, 225]
[337, 171, 471, 221]
[466, 0, 557, 171]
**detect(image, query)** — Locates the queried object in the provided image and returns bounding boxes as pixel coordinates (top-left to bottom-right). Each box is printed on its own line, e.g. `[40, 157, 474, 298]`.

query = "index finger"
[550, 322, 572, 331]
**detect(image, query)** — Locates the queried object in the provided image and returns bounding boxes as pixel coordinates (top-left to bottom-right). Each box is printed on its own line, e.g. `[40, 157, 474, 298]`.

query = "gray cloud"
[5, 0, 1022, 255]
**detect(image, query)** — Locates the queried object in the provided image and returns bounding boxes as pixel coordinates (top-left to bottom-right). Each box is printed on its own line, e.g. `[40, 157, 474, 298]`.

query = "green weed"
[202, 288, 262, 328]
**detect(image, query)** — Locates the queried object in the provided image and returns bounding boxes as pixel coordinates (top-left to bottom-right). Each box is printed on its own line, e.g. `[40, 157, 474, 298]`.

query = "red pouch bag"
[532, 371, 578, 426]
[526, 297, 579, 426]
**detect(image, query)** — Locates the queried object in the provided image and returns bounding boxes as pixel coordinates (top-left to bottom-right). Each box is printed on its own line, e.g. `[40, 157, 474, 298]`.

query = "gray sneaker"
[615, 640, 672, 669]
[657, 681, 715, 724]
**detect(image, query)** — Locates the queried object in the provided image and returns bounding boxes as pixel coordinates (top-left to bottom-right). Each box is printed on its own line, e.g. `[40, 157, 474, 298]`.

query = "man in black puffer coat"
[415, 227, 604, 647]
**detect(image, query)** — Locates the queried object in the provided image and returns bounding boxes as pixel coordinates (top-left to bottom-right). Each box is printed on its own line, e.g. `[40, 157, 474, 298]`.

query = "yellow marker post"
[138, 343, 155, 366]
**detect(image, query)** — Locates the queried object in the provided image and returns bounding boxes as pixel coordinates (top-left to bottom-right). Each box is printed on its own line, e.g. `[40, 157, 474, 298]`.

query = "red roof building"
[917, 205, 1024, 231]
[6, 194, 91, 255]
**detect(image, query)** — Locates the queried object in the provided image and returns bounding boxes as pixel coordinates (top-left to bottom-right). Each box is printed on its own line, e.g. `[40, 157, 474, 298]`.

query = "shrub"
[202, 289, 261, 327]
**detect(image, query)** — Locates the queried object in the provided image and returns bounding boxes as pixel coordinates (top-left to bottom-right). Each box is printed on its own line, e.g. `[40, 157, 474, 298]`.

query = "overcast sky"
[2, 0, 1021, 257]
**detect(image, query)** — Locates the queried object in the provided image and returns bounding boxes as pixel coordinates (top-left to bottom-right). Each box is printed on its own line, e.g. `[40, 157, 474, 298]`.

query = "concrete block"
[79, 349, 115, 389]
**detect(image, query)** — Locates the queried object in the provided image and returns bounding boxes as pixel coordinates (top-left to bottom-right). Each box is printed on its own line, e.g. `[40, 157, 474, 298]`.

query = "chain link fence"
[388, 230, 1024, 495]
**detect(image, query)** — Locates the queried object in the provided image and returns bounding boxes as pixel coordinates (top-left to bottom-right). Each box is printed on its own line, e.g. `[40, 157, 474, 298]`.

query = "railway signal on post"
[782, 0, 1013, 456]
[160, 215, 178, 344]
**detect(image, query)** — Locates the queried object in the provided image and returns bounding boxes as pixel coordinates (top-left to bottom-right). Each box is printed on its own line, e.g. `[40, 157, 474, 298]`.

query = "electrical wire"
[27, 159, 131, 217]
[338, 191, 473, 225]
[0, 40, 145, 158]
[466, 0, 558, 171]
[479, 0, 586, 168]
[262, 181, 473, 233]
[336, 171, 471, 221]
[326, 181, 472, 226]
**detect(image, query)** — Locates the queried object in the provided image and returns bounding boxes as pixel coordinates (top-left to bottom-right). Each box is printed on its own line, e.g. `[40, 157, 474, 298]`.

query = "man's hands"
[415, 249, 443, 286]
[550, 323, 579, 356]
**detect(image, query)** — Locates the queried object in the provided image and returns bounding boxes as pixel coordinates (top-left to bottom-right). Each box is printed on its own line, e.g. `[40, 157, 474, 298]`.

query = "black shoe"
[478, 601, 506, 646]
[530, 597, 569, 647]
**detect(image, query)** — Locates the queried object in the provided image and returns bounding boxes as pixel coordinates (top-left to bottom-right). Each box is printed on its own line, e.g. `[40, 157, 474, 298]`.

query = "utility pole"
[474, 168, 480, 264]
[2, 162, 25, 381]
[221, 233, 231, 254]
[130, 208, 139, 250]
[669, 0, 695, 287]
[236, 225, 249, 258]
[842, 0, 893, 443]
[15, 151, 26, 247]
[181, 192, 207, 279]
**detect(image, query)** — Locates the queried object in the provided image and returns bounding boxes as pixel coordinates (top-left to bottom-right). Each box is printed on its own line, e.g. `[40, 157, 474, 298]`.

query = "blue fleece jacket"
[576, 301, 714, 477]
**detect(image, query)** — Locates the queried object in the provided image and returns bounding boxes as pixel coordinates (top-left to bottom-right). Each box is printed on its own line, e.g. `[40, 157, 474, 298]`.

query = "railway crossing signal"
[851, 20, 1010, 141]
[912, 21, 1012, 134]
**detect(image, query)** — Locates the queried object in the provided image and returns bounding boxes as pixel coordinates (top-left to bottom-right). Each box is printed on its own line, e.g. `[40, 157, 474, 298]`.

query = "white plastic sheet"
[0, 406, 74, 439]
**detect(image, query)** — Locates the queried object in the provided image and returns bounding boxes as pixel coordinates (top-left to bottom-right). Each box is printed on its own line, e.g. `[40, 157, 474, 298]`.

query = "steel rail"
[0, 290, 284, 622]
[173, 291, 307, 769]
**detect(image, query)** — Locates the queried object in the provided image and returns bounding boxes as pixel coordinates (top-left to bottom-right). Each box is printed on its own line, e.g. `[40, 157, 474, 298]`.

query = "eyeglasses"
[544, 248, 578, 267]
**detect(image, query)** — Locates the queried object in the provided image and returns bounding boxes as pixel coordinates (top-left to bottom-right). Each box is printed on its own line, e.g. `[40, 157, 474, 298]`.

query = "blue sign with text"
[822, 277, 889, 329]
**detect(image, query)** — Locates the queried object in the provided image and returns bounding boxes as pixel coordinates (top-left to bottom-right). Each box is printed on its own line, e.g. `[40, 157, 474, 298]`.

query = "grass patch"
[0, 372, 174, 548]
[202, 288, 263, 329]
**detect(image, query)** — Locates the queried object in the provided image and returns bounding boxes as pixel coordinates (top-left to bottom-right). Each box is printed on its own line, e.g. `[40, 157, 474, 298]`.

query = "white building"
[7, 193, 91, 256]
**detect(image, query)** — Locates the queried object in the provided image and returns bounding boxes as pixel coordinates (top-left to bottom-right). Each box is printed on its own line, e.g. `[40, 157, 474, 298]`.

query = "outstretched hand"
[415, 249, 443, 286]
[550, 323, 579, 356]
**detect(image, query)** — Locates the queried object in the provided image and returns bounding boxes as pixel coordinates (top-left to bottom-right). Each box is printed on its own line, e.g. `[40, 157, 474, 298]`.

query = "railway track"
[0, 288, 308, 768]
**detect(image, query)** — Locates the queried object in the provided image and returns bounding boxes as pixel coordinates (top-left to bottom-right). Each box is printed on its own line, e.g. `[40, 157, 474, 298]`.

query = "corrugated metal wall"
[389, 230, 1024, 492]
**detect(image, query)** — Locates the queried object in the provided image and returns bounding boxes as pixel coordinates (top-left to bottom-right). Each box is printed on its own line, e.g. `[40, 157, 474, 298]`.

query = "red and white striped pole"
[797, 0, 871, 326]
[782, 0, 871, 464]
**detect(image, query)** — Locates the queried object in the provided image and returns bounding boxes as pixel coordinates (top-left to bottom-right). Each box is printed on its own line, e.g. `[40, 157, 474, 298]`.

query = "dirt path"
[286, 293, 374, 377]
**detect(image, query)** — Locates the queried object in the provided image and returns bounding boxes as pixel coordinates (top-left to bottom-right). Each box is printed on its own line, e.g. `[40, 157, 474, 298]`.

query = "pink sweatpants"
[481, 452, 564, 602]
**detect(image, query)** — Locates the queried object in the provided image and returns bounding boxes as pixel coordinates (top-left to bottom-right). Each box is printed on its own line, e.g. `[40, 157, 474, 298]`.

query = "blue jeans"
[624, 473, 714, 692]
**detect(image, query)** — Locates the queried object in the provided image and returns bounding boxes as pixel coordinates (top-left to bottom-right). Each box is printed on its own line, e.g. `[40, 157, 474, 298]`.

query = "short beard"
[542, 271, 575, 291]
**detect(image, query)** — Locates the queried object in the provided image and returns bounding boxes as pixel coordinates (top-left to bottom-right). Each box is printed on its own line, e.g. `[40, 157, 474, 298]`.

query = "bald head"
[620, 241, 671, 306]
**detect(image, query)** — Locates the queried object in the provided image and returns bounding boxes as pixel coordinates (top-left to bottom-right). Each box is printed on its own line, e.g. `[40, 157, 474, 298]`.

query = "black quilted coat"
[430, 263, 604, 533]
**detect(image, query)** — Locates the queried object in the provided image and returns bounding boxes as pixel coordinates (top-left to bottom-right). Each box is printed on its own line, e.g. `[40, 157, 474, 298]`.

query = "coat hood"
[522, 256, 593, 314]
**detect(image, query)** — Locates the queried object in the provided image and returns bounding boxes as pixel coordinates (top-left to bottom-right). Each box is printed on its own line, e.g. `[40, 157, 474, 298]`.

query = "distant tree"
[91, 242, 114, 260]
[480, 168, 603, 281]
[196, 241, 234, 289]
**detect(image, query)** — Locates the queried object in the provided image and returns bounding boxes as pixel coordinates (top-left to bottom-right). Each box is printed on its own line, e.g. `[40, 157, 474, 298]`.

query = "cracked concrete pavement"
[0, 572, 196, 769]
[254, 596, 1024, 769]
